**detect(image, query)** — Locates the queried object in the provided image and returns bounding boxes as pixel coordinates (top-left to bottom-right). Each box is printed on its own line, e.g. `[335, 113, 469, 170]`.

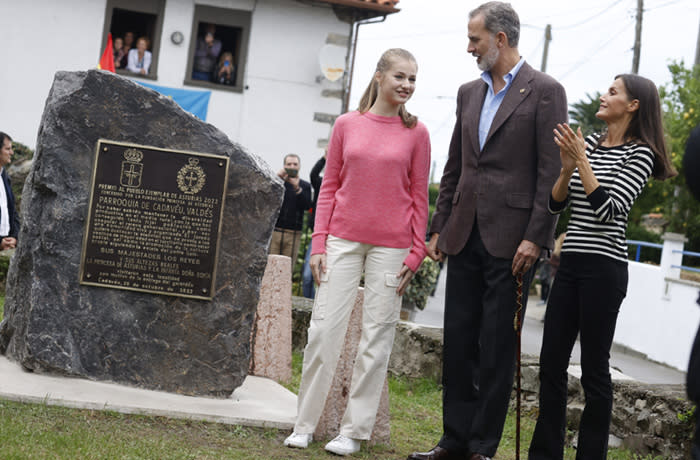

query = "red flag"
[98, 33, 115, 72]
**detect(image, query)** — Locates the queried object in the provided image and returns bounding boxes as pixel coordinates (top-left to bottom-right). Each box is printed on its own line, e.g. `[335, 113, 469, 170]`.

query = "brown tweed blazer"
[430, 62, 568, 258]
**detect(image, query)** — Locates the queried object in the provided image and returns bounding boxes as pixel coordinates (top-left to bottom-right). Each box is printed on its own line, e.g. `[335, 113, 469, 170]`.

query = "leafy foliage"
[568, 91, 606, 135]
[657, 61, 700, 250]
[11, 140, 34, 163]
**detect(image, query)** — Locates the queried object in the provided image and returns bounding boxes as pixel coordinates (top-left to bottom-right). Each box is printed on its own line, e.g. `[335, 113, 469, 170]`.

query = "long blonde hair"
[357, 48, 418, 129]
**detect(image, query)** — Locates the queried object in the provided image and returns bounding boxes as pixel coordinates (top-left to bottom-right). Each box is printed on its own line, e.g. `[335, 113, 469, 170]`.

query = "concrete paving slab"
[0, 355, 296, 429]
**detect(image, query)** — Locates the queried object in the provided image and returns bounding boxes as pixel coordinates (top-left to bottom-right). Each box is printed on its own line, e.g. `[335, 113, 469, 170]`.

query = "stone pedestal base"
[249, 255, 292, 383]
[314, 287, 391, 445]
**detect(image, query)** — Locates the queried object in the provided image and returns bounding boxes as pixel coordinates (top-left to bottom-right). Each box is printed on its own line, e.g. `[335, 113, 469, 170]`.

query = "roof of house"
[317, 0, 400, 14]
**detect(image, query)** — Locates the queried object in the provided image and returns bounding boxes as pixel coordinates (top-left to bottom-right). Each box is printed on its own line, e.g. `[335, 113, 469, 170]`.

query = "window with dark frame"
[101, 0, 164, 79]
[185, 6, 251, 93]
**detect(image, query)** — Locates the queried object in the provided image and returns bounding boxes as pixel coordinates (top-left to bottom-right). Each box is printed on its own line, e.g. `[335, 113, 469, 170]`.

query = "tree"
[568, 92, 606, 135]
[658, 61, 700, 252]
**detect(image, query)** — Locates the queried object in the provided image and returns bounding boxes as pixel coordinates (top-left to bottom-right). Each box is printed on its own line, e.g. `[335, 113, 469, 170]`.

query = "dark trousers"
[529, 253, 628, 460]
[438, 226, 533, 456]
[687, 292, 700, 460]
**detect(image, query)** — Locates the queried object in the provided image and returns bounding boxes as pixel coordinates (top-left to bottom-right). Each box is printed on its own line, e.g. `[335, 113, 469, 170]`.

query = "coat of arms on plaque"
[120, 148, 144, 188]
[177, 157, 206, 195]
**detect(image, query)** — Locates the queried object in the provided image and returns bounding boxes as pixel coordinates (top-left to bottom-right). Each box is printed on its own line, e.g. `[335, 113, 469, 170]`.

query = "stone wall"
[292, 297, 694, 458]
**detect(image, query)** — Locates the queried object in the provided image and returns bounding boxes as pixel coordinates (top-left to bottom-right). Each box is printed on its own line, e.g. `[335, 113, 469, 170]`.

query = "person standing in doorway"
[192, 24, 222, 81]
[126, 36, 151, 75]
[408, 2, 567, 459]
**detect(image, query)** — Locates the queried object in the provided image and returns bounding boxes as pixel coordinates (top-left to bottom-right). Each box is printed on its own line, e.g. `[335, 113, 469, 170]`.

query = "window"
[185, 6, 252, 93]
[102, 0, 164, 79]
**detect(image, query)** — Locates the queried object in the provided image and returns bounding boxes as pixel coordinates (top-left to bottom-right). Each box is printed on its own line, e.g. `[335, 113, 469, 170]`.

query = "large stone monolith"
[0, 70, 283, 397]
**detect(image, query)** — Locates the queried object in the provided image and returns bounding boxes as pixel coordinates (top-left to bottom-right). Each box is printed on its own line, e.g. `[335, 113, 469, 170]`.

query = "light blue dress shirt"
[478, 57, 525, 151]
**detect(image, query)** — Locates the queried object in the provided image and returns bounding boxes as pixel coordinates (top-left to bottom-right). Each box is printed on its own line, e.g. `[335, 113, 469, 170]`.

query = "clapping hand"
[553, 123, 585, 172]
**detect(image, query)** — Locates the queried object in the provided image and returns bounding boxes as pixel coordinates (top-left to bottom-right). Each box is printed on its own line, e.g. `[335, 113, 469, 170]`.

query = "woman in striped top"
[529, 74, 675, 460]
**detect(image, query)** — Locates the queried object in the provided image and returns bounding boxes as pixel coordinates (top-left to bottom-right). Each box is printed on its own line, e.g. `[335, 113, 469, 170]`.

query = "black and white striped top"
[549, 134, 655, 262]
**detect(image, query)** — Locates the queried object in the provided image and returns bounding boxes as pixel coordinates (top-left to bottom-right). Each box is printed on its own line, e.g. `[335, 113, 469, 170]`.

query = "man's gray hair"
[469, 2, 520, 48]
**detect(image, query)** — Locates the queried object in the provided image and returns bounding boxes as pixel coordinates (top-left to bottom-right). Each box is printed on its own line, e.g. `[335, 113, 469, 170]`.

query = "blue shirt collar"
[480, 57, 525, 94]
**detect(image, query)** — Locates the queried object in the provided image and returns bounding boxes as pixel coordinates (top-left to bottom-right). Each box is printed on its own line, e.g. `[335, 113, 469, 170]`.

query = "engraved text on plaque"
[80, 140, 229, 300]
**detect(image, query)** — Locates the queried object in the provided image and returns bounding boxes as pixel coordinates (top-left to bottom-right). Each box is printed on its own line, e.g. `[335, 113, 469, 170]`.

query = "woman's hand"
[396, 264, 415, 296]
[310, 253, 327, 285]
[553, 123, 586, 172]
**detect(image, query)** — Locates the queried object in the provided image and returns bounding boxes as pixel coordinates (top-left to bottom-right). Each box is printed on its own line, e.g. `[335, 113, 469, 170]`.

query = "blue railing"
[626, 239, 663, 262]
[672, 249, 700, 274]
[627, 240, 700, 273]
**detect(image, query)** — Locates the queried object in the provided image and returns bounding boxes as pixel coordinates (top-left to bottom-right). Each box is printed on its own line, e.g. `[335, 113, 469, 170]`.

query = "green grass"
[0, 373, 663, 460]
[0, 293, 664, 459]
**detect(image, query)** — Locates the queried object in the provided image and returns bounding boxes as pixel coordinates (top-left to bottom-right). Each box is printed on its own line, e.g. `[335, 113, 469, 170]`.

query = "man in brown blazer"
[408, 3, 567, 460]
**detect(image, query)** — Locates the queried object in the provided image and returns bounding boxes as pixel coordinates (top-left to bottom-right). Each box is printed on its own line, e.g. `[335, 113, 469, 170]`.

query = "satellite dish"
[319, 44, 346, 82]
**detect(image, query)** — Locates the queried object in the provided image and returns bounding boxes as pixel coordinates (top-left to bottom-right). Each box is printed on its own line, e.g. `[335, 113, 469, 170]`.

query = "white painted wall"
[0, 0, 107, 150]
[615, 241, 700, 371]
[0, 0, 348, 176]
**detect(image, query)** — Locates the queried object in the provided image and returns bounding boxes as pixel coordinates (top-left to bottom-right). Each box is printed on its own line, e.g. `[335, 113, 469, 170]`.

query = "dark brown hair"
[357, 48, 418, 129]
[0, 132, 11, 146]
[602, 74, 676, 180]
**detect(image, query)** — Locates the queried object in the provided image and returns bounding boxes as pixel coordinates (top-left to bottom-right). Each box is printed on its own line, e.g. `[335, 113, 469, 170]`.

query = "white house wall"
[0, 0, 107, 151]
[615, 261, 700, 371]
[0, 0, 348, 174]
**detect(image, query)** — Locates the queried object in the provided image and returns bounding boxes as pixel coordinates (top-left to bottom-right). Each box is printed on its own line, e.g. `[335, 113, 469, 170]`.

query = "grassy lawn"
[0, 304, 662, 459]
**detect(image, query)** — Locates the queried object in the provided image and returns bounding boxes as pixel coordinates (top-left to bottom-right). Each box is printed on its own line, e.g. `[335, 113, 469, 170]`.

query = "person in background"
[120, 31, 135, 69]
[684, 123, 700, 460]
[215, 51, 236, 86]
[113, 36, 126, 69]
[126, 36, 151, 75]
[537, 232, 565, 306]
[529, 74, 675, 460]
[409, 2, 567, 459]
[0, 132, 19, 250]
[284, 48, 430, 456]
[536, 257, 551, 306]
[270, 154, 311, 272]
[301, 150, 326, 299]
[549, 232, 565, 284]
[192, 24, 221, 81]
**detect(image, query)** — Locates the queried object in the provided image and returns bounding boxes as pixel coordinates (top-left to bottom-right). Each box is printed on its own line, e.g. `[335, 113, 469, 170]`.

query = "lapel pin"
[520, 88, 525, 94]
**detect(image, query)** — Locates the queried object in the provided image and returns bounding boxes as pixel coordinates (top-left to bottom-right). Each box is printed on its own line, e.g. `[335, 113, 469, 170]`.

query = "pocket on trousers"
[312, 270, 330, 320]
[365, 272, 402, 324]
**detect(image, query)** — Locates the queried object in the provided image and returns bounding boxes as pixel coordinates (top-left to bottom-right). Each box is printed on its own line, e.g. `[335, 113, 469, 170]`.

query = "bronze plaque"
[80, 140, 229, 300]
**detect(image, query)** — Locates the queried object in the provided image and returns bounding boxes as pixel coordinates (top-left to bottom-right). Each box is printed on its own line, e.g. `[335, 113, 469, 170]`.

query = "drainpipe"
[342, 14, 387, 113]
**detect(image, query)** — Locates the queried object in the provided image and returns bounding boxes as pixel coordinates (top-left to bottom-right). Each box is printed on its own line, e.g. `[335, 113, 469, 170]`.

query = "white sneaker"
[283, 432, 312, 449]
[324, 434, 361, 456]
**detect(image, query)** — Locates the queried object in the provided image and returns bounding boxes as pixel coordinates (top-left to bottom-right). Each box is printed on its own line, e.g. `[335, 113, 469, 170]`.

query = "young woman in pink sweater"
[284, 48, 431, 456]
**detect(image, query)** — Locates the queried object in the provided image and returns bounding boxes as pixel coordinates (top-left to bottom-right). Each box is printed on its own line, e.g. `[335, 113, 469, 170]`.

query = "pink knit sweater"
[311, 111, 431, 272]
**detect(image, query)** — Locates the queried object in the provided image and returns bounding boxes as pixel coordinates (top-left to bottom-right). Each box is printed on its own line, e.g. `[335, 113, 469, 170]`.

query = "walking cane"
[514, 272, 524, 460]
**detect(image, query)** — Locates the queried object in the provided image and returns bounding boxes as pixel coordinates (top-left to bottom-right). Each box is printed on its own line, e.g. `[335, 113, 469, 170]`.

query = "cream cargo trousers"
[294, 235, 409, 439]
